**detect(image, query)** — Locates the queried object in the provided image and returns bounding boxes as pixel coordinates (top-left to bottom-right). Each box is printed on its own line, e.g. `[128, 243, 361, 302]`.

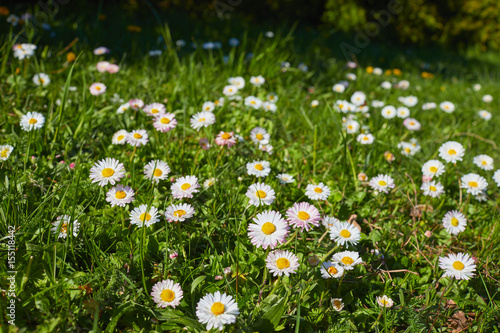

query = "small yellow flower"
[421, 72, 434, 79]
[0, 6, 10, 15]
[127, 25, 142, 32]
[385, 69, 392, 75]
[393, 68, 402, 76]
[67, 52, 76, 63]
[366, 66, 374, 74]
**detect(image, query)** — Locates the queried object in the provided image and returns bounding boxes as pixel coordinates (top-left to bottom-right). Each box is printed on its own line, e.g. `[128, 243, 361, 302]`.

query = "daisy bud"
[357, 173, 368, 181]
[169, 252, 178, 260]
[307, 255, 320, 267]
[424, 230, 432, 238]
[215, 275, 223, 281]
[69, 163, 76, 169]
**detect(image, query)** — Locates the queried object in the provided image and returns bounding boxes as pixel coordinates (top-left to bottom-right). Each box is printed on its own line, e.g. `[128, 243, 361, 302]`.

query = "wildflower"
[250, 75, 265, 87]
[357, 133, 374, 144]
[478, 110, 491, 121]
[442, 210, 467, 235]
[250, 127, 270, 145]
[144, 160, 170, 183]
[344, 119, 360, 133]
[223, 85, 238, 96]
[439, 253, 476, 280]
[286, 202, 321, 231]
[482, 94, 493, 103]
[331, 298, 344, 311]
[89, 158, 125, 186]
[190, 111, 216, 131]
[473, 154, 494, 171]
[51, 215, 79, 238]
[164, 203, 195, 222]
[276, 173, 294, 184]
[246, 160, 271, 177]
[127, 129, 149, 147]
[333, 83, 345, 93]
[153, 113, 177, 132]
[422, 160, 445, 178]
[494, 170, 500, 186]
[332, 251, 363, 270]
[246, 183, 275, 206]
[111, 130, 128, 145]
[381, 106, 396, 119]
[93, 46, 110, 55]
[403, 118, 421, 131]
[106, 185, 135, 207]
[144, 103, 166, 116]
[422, 102, 436, 110]
[171, 176, 200, 199]
[305, 183, 331, 200]
[320, 261, 344, 279]
[396, 107, 410, 118]
[151, 280, 183, 308]
[96, 61, 110, 72]
[369, 174, 395, 193]
[116, 103, 130, 114]
[0, 145, 14, 161]
[421, 181, 445, 198]
[266, 250, 300, 277]
[228, 76, 245, 89]
[311, 100, 319, 107]
[199, 138, 211, 150]
[244, 96, 262, 109]
[33, 73, 50, 86]
[460, 173, 488, 196]
[215, 131, 237, 147]
[376, 295, 394, 308]
[89, 82, 106, 96]
[439, 101, 455, 113]
[129, 99, 144, 110]
[20, 112, 45, 131]
[196, 291, 239, 331]
[262, 102, 277, 112]
[130, 204, 159, 227]
[329, 221, 361, 246]
[247, 210, 289, 249]
[438, 141, 465, 164]
[350, 91, 366, 106]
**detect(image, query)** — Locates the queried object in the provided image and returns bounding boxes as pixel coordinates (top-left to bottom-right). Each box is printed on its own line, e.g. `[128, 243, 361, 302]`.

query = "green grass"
[1, 5, 500, 333]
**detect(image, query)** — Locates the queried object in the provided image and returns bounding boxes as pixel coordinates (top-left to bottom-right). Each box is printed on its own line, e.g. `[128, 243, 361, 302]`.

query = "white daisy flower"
[322, 216, 340, 229]
[286, 202, 321, 231]
[421, 181, 445, 198]
[266, 93, 278, 103]
[129, 204, 159, 227]
[381, 106, 396, 119]
[246, 182, 275, 206]
[346, 73, 356, 80]
[116, 103, 130, 114]
[333, 83, 345, 93]
[20, 111, 45, 131]
[250, 127, 270, 145]
[422, 102, 437, 110]
[228, 76, 245, 89]
[402, 96, 418, 107]
[144, 160, 171, 183]
[201, 101, 215, 112]
[320, 261, 344, 279]
[151, 279, 183, 308]
[106, 184, 135, 207]
[372, 100, 385, 108]
[89, 158, 126, 186]
[482, 94, 493, 103]
[403, 118, 421, 131]
[164, 203, 195, 222]
[244, 96, 262, 109]
[344, 119, 360, 134]
[439, 253, 476, 280]
[376, 295, 394, 308]
[266, 250, 300, 277]
[196, 291, 239, 331]
[381, 81, 392, 89]
[329, 221, 361, 246]
[89, 82, 106, 96]
[250, 75, 265, 87]
[494, 170, 500, 187]
[214, 97, 225, 107]
[127, 129, 149, 147]
[259, 143, 273, 155]
[478, 110, 491, 121]
[460, 173, 488, 196]
[438, 141, 465, 164]
[398, 142, 419, 156]
[372, 67, 383, 75]
[276, 173, 294, 184]
[442, 210, 467, 235]
[369, 174, 395, 193]
[397, 80, 410, 90]
[473, 84, 481, 91]
[129, 99, 144, 110]
[247, 210, 289, 249]
[332, 251, 363, 270]
[440, 101, 455, 113]
[350, 91, 366, 106]
[305, 183, 331, 200]
[51, 215, 80, 238]
[357, 133, 374, 144]
[422, 160, 445, 177]
[112, 130, 128, 145]
[33, 73, 50, 86]
[262, 102, 277, 112]
[331, 298, 344, 311]
[190, 111, 216, 131]
[144, 103, 166, 116]
[311, 100, 319, 107]
[223, 85, 238, 96]
[0, 145, 14, 161]
[246, 160, 271, 177]
[472, 154, 494, 171]
[153, 113, 177, 132]
[171, 176, 200, 199]
[396, 107, 410, 118]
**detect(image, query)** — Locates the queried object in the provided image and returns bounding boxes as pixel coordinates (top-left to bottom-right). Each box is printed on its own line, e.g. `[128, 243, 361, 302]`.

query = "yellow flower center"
[482, 160, 487, 165]
[328, 266, 338, 275]
[405, 148, 411, 153]
[333, 300, 342, 308]
[133, 133, 142, 139]
[429, 186, 437, 192]
[211, 302, 225, 315]
[29, 118, 38, 124]
[101, 168, 115, 177]
[378, 180, 387, 186]
[199, 117, 206, 122]
[60, 223, 68, 233]
[430, 166, 437, 173]
[341, 256, 354, 265]
[297, 211, 310, 220]
[255, 190, 267, 199]
[40, 78, 45, 84]
[256, 133, 264, 140]
[339, 229, 351, 238]
[314, 187, 323, 193]
[468, 181, 478, 188]
[363, 136, 369, 141]
[139, 213, 151, 221]
[174, 210, 186, 217]
[276, 258, 290, 269]
[96, 86, 101, 91]
[1, 149, 8, 158]
[181, 183, 191, 190]
[117, 135, 124, 141]
[348, 125, 353, 130]
[452, 261, 464, 270]
[160, 289, 175, 302]
[115, 191, 126, 199]
[221, 132, 231, 140]
[160, 117, 170, 124]
[381, 299, 389, 305]
[451, 217, 459, 227]
[448, 149, 456, 155]
[154, 168, 163, 177]
[251, 100, 256, 105]
[254, 164, 264, 171]
[261, 222, 276, 235]
[151, 108, 159, 114]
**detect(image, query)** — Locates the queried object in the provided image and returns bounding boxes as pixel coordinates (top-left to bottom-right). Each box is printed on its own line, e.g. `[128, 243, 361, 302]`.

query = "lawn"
[1, 4, 500, 332]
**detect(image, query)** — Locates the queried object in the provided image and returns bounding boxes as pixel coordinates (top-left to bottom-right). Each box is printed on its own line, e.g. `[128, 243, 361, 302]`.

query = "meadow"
[1, 4, 500, 333]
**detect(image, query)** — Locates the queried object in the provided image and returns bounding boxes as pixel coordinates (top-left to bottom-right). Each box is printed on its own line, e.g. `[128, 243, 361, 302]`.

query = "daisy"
[322, 216, 340, 229]
[440, 101, 455, 113]
[51, 215, 80, 238]
[358, 173, 369, 181]
[0, 145, 14, 161]
[478, 110, 491, 121]
[107, 64, 119, 73]
[259, 143, 273, 155]
[153, 113, 177, 132]
[201, 101, 215, 112]
[396, 107, 410, 118]
[214, 97, 225, 107]
[439, 253, 476, 280]
[398, 142, 419, 156]
[346, 73, 356, 80]
[250, 127, 270, 145]
[332, 251, 363, 270]
[311, 100, 320, 107]
[422, 160, 445, 177]
[286, 202, 321, 231]
[276, 173, 294, 184]
[112, 130, 128, 145]
[397, 80, 410, 89]
[482, 94, 493, 103]
[89, 82, 106, 96]
[144, 160, 170, 183]
[116, 103, 130, 114]
[329, 221, 361, 246]
[262, 102, 277, 112]
[494, 170, 500, 187]
[129, 99, 144, 110]
[93, 46, 110, 55]
[305, 183, 331, 200]
[266, 250, 300, 277]
[473, 84, 481, 91]
[127, 129, 149, 147]
[130, 204, 159, 227]
[89, 158, 126, 186]
[350, 91, 366, 106]
[403, 118, 421, 131]
[228, 76, 245, 89]
[460, 173, 488, 196]
[164, 203, 195, 222]
[244, 96, 262, 109]
[20, 112, 45, 131]
[171, 176, 200, 199]
[473, 154, 494, 171]
[33, 73, 50, 86]
[381, 106, 396, 119]
[381, 81, 392, 89]
[223, 85, 238, 96]
[438, 141, 465, 164]
[96, 61, 110, 72]
[144, 103, 166, 116]
[369, 174, 395, 194]
[344, 120, 360, 133]
[246, 183, 275, 206]
[373, 67, 383, 75]
[203, 178, 216, 188]
[402, 96, 418, 107]
[421, 181, 445, 198]
[250, 75, 265, 87]
[266, 93, 279, 103]
[105, 183, 135, 207]
[320, 261, 344, 279]
[422, 102, 437, 110]
[247, 210, 289, 249]
[246, 160, 271, 177]
[357, 133, 374, 144]
[376, 295, 394, 308]
[215, 131, 237, 147]
[151, 279, 183, 308]
[332, 83, 345, 93]
[196, 291, 239, 331]
[372, 100, 385, 108]
[190, 111, 216, 131]
[331, 298, 344, 312]
[442, 210, 467, 235]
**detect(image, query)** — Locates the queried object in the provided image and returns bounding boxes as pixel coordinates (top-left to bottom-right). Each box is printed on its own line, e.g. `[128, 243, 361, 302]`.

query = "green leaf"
[191, 275, 206, 294]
